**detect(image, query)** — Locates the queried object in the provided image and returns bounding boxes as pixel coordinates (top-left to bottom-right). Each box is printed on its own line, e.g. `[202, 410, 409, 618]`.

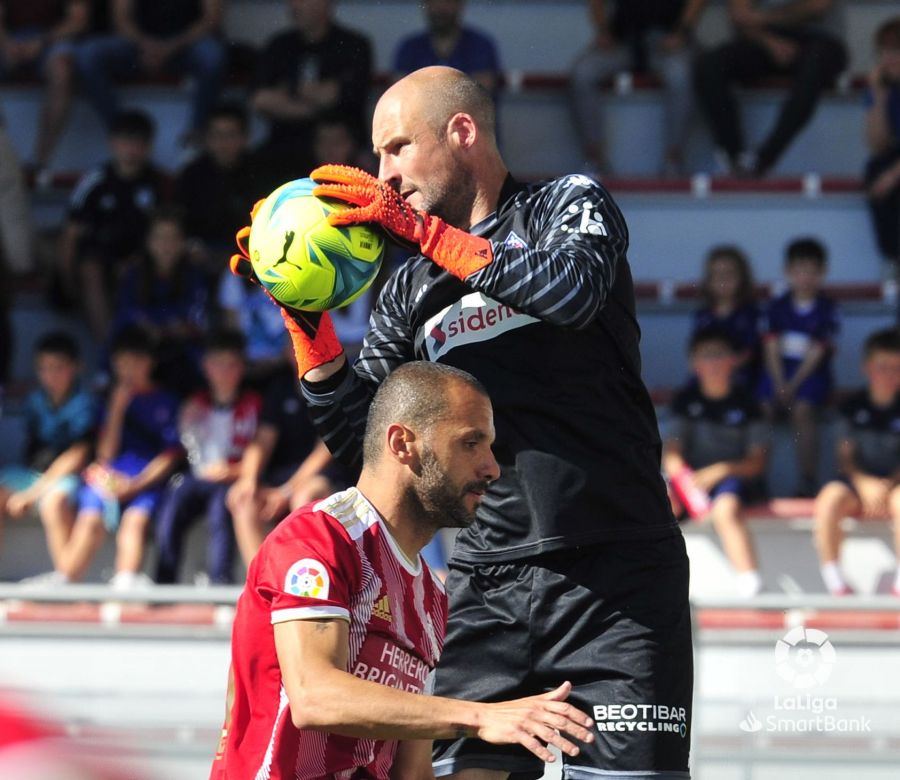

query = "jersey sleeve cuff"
[271, 605, 351, 624]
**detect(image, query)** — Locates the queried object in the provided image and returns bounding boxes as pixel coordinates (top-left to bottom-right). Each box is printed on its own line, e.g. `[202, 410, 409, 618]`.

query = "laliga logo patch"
[285, 559, 330, 599]
[775, 627, 836, 689]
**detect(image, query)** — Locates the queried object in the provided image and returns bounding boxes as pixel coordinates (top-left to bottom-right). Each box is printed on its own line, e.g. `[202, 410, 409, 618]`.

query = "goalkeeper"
[232, 66, 693, 780]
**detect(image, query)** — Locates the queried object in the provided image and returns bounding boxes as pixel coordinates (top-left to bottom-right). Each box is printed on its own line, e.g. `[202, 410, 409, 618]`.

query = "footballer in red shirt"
[210, 362, 595, 780]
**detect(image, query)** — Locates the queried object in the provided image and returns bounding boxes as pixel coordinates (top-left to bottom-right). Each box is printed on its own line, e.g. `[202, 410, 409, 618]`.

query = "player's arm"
[274, 618, 594, 760]
[312, 167, 623, 329]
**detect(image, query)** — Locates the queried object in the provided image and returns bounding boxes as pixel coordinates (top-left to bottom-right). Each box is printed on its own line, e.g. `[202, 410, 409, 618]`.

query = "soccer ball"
[248, 178, 385, 312]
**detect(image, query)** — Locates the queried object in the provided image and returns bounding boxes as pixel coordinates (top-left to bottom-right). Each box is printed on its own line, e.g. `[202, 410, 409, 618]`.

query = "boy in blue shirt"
[47, 326, 182, 587]
[1, 333, 95, 571]
[760, 237, 840, 496]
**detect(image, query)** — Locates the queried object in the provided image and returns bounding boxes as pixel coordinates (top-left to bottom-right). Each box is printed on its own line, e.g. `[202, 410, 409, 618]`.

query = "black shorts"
[431, 534, 693, 780]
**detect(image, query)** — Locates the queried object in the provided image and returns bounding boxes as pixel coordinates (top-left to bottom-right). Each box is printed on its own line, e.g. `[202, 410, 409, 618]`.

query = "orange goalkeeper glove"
[231, 207, 342, 378]
[310, 164, 494, 279]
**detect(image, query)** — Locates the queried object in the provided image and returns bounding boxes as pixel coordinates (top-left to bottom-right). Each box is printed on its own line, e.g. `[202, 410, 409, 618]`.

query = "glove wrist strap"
[420, 218, 494, 279]
[281, 310, 343, 378]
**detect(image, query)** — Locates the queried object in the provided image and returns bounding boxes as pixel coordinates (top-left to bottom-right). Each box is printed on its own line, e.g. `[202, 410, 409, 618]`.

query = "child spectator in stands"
[570, 0, 707, 176]
[75, 0, 225, 147]
[174, 103, 260, 278]
[59, 109, 162, 342]
[225, 369, 339, 567]
[692, 244, 761, 389]
[0, 0, 88, 181]
[663, 327, 769, 597]
[155, 330, 261, 585]
[45, 326, 182, 588]
[814, 328, 900, 596]
[252, 0, 372, 190]
[864, 16, 900, 280]
[0, 333, 94, 570]
[113, 207, 208, 396]
[695, 0, 847, 177]
[760, 237, 839, 496]
[392, 0, 502, 96]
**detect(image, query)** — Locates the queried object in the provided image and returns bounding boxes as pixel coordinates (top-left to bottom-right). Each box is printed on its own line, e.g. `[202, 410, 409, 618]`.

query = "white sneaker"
[19, 571, 70, 587]
[109, 571, 155, 591]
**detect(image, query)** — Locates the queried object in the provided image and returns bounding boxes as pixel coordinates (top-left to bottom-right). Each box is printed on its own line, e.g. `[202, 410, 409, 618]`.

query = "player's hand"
[853, 474, 890, 518]
[476, 681, 595, 763]
[230, 205, 343, 378]
[310, 165, 494, 280]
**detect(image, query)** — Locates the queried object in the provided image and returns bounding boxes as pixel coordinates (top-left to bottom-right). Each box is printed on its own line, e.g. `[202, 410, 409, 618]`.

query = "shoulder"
[731, 386, 762, 417]
[521, 174, 625, 227]
[70, 166, 108, 208]
[671, 384, 700, 415]
[838, 389, 869, 419]
[331, 24, 371, 50]
[459, 26, 499, 50]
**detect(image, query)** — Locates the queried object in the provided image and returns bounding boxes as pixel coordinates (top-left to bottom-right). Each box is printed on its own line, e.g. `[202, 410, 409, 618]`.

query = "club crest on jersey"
[422, 292, 538, 360]
[503, 231, 527, 250]
[284, 559, 330, 599]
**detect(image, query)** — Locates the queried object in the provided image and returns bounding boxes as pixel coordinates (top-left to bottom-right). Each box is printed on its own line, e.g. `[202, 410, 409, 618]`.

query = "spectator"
[864, 16, 900, 279]
[695, 0, 847, 177]
[46, 326, 182, 587]
[392, 0, 502, 96]
[113, 207, 209, 396]
[692, 244, 761, 388]
[252, 0, 372, 190]
[760, 237, 839, 496]
[663, 327, 768, 597]
[217, 275, 291, 386]
[814, 328, 900, 596]
[225, 369, 339, 567]
[0, 0, 88, 178]
[155, 330, 262, 585]
[0, 122, 34, 274]
[0, 333, 94, 571]
[174, 103, 262, 275]
[75, 0, 225, 143]
[570, 0, 707, 176]
[59, 109, 162, 342]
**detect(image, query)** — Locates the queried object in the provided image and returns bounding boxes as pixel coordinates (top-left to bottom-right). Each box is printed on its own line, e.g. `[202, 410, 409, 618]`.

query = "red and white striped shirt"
[211, 487, 447, 780]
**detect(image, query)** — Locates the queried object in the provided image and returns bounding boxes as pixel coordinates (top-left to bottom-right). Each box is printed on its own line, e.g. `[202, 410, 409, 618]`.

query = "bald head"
[384, 66, 496, 143]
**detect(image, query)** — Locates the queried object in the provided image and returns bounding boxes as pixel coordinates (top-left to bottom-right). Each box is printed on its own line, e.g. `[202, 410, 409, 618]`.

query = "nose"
[378, 156, 400, 189]
[480, 450, 501, 485]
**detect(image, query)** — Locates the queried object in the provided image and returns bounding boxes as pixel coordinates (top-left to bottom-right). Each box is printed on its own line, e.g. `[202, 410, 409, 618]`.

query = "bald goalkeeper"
[231, 66, 694, 780]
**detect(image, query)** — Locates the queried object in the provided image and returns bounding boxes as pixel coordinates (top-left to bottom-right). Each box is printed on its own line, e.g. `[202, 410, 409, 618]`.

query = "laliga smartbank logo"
[738, 627, 871, 735]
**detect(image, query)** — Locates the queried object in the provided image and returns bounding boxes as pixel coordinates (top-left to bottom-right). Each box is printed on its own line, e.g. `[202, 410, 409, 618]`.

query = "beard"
[404, 447, 489, 532]
[417, 164, 477, 230]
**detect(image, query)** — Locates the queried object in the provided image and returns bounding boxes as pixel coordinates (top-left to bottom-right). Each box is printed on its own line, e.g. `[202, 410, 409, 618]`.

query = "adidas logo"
[373, 595, 392, 623]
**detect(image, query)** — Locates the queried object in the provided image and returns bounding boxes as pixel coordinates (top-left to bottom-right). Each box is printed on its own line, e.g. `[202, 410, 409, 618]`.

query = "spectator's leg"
[206, 483, 235, 584]
[891, 485, 900, 594]
[154, 474, 203, 584]
[569, 45, 630, 174]
[38, 488, 76, 571]
[115, 506, 151, 575]
[813, 481, 860, 594]
[79, 258, 112, 342]
[756, 35, 847, 173]
[791, 400, 819, 496]
[74, 36, 139, 129]
[0, 485, 9, 552]
[864, 147, 900, 265]
[58, 510, 106, 581]
[0, 127, 34, 274]
[694, 38, 772, 168]
[35, 45, 76, 169]
[652, 43, 694, 174]
[710, 492, 760, 596]
[174, 36, 226, 136]
[227, 486, 265, 566]
[289, 474, 333, 509]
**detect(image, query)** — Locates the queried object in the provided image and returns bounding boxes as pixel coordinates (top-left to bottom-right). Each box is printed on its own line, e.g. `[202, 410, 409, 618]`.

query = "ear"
[386, 423, 418, 466]
[447, 112, 477, 152]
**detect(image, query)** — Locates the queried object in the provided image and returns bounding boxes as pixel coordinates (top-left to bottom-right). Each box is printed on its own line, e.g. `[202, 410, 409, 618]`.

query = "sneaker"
[109, 571, 155, 591]
[19, 571, 69, 587]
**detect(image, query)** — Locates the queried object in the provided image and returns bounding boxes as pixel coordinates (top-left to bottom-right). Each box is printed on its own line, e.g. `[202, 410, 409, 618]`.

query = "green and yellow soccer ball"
[248, 178, 385, 311]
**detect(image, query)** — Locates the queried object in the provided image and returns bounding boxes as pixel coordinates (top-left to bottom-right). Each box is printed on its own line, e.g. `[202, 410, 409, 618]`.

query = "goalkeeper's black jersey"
[302, 174, 679, 562]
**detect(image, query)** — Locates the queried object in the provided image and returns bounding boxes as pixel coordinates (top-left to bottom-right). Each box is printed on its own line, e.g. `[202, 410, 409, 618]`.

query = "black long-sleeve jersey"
[302, 174, 679, 562]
